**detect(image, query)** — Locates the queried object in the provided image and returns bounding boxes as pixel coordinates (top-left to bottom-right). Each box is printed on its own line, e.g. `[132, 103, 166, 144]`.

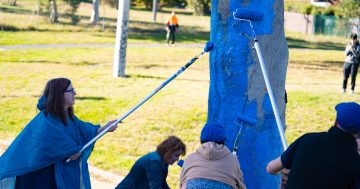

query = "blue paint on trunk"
[208, 0, 283, 188]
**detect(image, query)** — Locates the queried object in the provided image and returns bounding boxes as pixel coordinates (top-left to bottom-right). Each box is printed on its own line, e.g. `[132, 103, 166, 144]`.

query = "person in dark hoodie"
[0, 78, 118, 189]
[343, 33, 360, 94]
[115, 135, 186, 189]
[180, 122, 246, 189]
[266, 102, 360, 189]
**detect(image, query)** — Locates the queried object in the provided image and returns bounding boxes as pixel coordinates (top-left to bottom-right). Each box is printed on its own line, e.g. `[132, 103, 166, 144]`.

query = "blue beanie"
[200, 122, 226, 143]
[335, 102, 360, 134]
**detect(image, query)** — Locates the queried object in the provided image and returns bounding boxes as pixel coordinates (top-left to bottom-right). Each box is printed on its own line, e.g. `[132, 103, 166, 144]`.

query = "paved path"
[0, 140, 122, 188]
[0, 43, 204, 50]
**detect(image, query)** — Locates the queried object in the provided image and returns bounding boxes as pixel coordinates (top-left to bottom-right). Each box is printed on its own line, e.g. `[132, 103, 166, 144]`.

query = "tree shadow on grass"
[75, 96, 106, 101]
[287, 37, 344, 50]
[290, 60, 343, 72]
[290, 60, 343, 66]
[0, 24, 42, 32]
[130, 7, 193, 16]
[131, 64, 171, 69]
[286, 82, 340, 86]
[1, 60, 102, 66]
[127, 73, 208, 83]
[70, 61, 99, 66]
[0, 60, 61, 64]
[1, 95, 106, 101]
[128, 74, 166, 80]
[0, 6, 34, 15]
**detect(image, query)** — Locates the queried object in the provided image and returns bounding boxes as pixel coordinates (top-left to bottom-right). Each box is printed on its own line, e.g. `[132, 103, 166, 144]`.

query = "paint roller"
[66, 42, 214, 163]
[232, 114, 257, 155]
[233, 8, 288, 150]
[233, 8, 263, 22]
[177, 114, 257, 167]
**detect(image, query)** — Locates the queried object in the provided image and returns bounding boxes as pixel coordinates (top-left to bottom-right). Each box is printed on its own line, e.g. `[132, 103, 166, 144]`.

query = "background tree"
[113, 0, 130, 77]
[63, 0, 81, 24]
[90, 0, 99, 24]
[340, 0, 360, 18]
[1, 0, 16, 6]
[129, 0, 187, 10]
[340, 0, 360, 33]
[103, 0, 118, 9]
[161, 0, 187, 8]
[192, 0, 210, 15]
[144, 0, 151, 9]
[49, 0, 59, 23]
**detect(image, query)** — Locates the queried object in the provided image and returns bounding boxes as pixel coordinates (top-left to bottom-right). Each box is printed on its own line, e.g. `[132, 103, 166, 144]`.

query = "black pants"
[166, 25, 176, 44]
[343, 62, 359, 91]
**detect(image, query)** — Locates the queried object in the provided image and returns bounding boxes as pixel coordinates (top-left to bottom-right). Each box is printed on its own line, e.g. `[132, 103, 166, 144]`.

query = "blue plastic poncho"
[0, 96, 99, 189]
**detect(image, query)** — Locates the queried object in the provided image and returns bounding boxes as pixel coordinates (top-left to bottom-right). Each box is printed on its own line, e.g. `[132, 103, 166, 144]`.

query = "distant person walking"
[165, 11, 179, 46]
[343, 33, 360, 94]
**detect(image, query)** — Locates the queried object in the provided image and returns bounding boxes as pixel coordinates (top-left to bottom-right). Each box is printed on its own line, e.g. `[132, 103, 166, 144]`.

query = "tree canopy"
[340, 0, 360, 18]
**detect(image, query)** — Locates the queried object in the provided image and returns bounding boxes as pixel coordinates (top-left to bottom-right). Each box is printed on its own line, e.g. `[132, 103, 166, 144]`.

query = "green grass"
[1, 43, 358, 188]
[0, 2, 209, 45]
[285, 1, 309, 13]
[286, 91, 360, 143]
[1, 1, 360, 188]
[0, 46, 209, 187]
[286, 31, 347, 50]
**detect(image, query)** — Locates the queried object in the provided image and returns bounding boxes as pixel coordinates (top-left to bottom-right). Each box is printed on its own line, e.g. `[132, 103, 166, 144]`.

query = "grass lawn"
[0, 2, 209, 45]
[1, 1, 360, 188]
[0, 46, 210, 187]
[2, 45, 360, 188]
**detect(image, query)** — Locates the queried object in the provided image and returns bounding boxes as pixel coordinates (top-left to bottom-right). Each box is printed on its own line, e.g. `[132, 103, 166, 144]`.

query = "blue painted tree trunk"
[208, 0, 288, 188]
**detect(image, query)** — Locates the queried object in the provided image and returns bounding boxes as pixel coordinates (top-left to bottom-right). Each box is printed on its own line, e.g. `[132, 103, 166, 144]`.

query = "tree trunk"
[144, 0, 151, 9]
[192, 0, 202, 16]
[192, 0, 210, 16]
[202, 0, 210, 15]
[152, 0, 157, 22]
[90, 0, 99, 25]
[50, 0, 58, 23]
[36, 0, 41, 15]
[113, 0, 130, 78]
[2, 0, 16, 6]
[208, 0, 288, 188]
[9, 0, 16, 6]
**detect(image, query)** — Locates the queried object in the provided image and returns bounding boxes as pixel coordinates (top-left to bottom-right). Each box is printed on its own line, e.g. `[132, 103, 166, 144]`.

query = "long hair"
[43, 78, 74, 125]
[156, 136, 186, 163]
[351, 33, 358, 40]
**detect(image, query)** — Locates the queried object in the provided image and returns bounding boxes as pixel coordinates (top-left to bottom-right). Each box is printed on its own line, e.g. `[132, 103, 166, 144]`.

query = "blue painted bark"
[208, 0, 288, 188]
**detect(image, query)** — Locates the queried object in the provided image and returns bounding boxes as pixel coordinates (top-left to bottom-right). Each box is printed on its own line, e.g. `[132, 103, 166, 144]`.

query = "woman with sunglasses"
[0, 78, 118, 189]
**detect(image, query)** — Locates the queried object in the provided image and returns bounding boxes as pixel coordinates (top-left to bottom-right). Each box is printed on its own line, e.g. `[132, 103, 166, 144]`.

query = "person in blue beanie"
[0, 78, 118, 189]
[267, 102, 360, 189]
[180, 122, 246, 189]
[115, 135, 186, 189]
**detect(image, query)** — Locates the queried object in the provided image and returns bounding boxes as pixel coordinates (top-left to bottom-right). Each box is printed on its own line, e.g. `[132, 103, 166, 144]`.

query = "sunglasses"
[64, 88, 76, 94]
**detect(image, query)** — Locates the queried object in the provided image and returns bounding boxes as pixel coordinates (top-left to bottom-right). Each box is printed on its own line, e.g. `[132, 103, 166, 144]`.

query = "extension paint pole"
[66, 42, 214, 163]
[253, 41, 287, 150]
[233, 9, 288, 150]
